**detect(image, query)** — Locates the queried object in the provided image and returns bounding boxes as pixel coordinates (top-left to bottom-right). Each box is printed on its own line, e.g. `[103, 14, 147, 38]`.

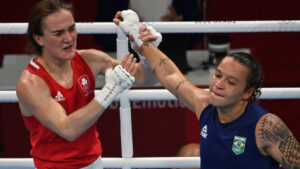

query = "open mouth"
[63, 45, 72, 50]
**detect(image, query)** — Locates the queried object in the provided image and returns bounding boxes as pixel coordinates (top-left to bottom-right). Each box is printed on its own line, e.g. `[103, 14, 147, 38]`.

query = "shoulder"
[77, 49, 109, 67]
[189, 88, 209, 119]
[256, 114, 284, 142]
[17, 69, 49, 94]
[255, 113, 290, 154]
[77, 49, 118, 75]
[77, 49, 109, 60]
[255, 113, 300, 167]
[17, 70, 50, 115]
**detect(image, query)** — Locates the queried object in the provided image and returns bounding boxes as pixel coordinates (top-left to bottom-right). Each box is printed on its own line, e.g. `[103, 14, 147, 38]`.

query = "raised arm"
[256, 113, 300, 168]
[139, 42, 209, 115]
[114, 10, 210, 116]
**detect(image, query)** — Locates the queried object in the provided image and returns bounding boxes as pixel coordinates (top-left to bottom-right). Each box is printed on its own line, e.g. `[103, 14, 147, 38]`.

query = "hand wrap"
[118, 10, 143, 47]
[130, 26, 162, 67]
[95, 65, 135, 108]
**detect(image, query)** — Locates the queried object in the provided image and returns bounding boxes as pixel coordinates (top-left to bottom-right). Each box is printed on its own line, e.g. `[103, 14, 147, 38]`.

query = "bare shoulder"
[17, 70, 49, 97]
[193, 88, 210, 119]
[77, 49, 114, 75]
[177, 81, 209, 119]
[256, 113, 300, 168]
[17, 70, 50, 116]
[256, 113, 290, 147]
[77, 49, 109, 61]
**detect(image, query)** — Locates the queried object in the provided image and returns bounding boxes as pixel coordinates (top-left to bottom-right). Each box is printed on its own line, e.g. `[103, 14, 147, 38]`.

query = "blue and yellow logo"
[232, 136, 246, 155]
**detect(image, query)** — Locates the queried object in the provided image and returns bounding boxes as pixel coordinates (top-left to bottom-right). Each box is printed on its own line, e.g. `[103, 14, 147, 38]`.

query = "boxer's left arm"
[256, 113, 300, 168]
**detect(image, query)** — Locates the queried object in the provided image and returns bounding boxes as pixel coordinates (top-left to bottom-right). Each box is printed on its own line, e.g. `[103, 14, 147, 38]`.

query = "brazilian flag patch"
[232, 136, 246, 155]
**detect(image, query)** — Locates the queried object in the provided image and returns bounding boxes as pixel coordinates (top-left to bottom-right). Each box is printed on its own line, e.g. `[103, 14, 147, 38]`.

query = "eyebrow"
[51, 23, 76, 34]
[216, 69, 239, 82]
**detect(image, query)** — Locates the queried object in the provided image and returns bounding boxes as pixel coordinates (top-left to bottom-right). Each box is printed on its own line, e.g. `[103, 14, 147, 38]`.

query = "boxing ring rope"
[1, 20, 300, 34]
[1, 88, 300, 103]
[1, 21, 300, 168]
[0, 157, 199, 169]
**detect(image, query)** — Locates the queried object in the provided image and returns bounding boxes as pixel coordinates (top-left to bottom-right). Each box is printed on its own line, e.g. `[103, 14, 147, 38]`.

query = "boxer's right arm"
[16, 63, 135, 141]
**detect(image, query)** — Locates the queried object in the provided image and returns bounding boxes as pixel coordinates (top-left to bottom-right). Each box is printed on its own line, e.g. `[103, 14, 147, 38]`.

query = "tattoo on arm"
[153, 57, 170, 74]
[175, 80, 185, 91]
[258, 114, 300, 168]
[174, 80, 185, 98]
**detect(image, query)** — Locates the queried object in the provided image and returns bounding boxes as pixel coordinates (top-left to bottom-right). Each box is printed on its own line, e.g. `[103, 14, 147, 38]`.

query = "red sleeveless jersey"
[22, 52, 102, 169]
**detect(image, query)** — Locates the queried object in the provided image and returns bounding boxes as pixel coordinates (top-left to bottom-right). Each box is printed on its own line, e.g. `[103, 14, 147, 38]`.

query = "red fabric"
[22, 51, 101, 168]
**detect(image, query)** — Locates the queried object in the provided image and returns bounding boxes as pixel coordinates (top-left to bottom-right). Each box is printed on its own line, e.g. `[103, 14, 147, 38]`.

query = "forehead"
[217, 57, 250, 81]
[43, 9, 74, 31]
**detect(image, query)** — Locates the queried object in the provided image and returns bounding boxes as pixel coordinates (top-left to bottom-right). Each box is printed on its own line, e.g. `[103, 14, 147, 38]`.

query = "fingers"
[127, 58, 138, 75]
[113, 18, 120, 25]
[120, 53, 137, 75]
[141, 35, 157, 43]
[123, 54, 134, 70]
[138, 26, 159, 43]
[120, 53, 130, 67]
[113, 11, 123, 25]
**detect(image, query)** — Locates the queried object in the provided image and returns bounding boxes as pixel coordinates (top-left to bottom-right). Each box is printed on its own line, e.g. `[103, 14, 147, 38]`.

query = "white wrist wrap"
[130, 26, 162, 68]
[95, 65, 135, 109]
[147, 26, 162, 47]
[118, 10, 143, 47]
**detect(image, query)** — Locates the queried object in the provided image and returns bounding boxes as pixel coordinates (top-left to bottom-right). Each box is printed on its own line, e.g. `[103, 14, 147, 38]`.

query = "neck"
[37, 55, 74, 88]
[217, 101, 248, 123]
[38, 55, 72, 74]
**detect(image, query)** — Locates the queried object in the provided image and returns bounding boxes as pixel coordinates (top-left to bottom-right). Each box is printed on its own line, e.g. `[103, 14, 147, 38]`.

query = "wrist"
[94, 83, 120, 109]
[129, 24, 143, 47]
[138, 55, 150, 68]
[94, 65, 135, 108]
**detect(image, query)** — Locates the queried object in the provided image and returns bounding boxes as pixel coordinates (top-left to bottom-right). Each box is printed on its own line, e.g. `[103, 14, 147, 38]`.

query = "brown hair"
[26, 0, 73, 55]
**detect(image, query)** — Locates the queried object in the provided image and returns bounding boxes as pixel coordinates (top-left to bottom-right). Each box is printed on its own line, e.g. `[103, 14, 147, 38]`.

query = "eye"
[228, 81, 236, 85]
[54, 31, 63, 36]
[214, 73, 221, 78]
[69, 26, 75, 32]
[69, 25, 76, 32]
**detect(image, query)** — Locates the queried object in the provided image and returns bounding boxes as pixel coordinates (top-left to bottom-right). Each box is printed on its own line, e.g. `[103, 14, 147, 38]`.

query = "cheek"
[72, 31, 77, 40]
[226, 89, 245, 101]
[46, 37, 62, 46]
[209, 78, 215, 88]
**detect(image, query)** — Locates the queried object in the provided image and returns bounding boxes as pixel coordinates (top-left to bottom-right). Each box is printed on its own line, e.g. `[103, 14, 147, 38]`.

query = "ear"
[242, 87, 254, 100]
[32, 33, 44, 46]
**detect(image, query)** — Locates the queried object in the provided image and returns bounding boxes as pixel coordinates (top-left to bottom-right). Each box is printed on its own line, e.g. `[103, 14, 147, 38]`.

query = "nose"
[63, 32, 73, 43]
[215, 78, 225, 89]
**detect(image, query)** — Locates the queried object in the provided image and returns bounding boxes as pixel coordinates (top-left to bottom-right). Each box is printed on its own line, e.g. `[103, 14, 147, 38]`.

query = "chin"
[209, 94, 226, 107]
[210, 100, 224, 107]
[64, 50, 75, 59]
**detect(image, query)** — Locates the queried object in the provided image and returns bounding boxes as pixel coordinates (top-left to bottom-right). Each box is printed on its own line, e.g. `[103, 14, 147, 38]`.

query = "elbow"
[58, 127, 80, 142]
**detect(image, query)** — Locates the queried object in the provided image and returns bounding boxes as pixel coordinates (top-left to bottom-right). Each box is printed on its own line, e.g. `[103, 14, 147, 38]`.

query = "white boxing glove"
[130, 26, 162, 68]
[95, 65, 135, 109]
[118, 10, 143, 47]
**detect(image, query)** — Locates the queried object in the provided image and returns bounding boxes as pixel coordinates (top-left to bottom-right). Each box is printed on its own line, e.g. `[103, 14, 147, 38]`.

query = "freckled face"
[209, 57, 250, 108]
[34, 9, 77, 61]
